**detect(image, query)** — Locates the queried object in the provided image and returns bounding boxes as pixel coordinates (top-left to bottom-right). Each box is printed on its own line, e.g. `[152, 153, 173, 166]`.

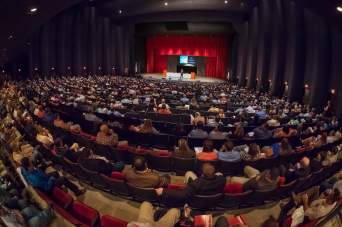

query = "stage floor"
[142, 73, 225, 83]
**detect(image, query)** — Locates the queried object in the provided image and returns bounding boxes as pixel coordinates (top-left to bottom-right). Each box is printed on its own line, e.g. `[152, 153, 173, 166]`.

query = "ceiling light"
[118, 9, 122, 14]
[30, 7, 38, 13]
[337, 6, 342, 12]
[8, 35, 13, 40]
[164, 2, 168, 6]
[224, 0, 228, 4]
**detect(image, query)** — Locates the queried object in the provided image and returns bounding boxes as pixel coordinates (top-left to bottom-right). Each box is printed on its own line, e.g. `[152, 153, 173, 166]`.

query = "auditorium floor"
[60, 166, 284, 227]
[142, 73, 225, 83]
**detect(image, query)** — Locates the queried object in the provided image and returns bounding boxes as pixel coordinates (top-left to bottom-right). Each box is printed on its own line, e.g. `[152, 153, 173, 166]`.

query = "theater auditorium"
[0, 0, 342, 226]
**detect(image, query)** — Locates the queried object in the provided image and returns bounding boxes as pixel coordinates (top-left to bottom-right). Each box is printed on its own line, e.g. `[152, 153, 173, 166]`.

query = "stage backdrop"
[146, 35, 229, 79]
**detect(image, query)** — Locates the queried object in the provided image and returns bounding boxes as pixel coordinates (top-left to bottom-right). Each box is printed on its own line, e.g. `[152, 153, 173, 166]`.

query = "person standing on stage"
[180, 68, 184, 81]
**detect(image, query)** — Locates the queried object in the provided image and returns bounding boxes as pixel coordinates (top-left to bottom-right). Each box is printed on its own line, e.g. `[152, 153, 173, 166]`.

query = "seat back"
[217, 160, 242, 176]
[127, 183, 159, 203]
[218, 190, 253, 208]
[172, 157, 196, 175]
[100, 215, 128, 227]
[100, 173, 130, 196]
[62, 157, 79, 177]
[188, 193, 222, 210]
[275, 180, 297, 199]
[147, 152, 172, 172]
[52, 187, 73, 209]
[294, 174, 312, 193]
[70, 200, 100, 227]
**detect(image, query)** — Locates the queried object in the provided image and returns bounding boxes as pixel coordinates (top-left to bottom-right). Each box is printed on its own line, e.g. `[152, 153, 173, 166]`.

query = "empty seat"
[218, 190, 253, 209]
[147, 151, 172, 172]
[127, 183, 159, 203]
[188, 193, 222, 210]
[51, 186, 73, 209]
[100, 173, 131, 197]
[69, 200, 100, 227]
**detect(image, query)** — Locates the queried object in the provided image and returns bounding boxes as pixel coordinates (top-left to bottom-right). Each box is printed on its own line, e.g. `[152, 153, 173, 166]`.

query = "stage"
[142, 73, 225, 83]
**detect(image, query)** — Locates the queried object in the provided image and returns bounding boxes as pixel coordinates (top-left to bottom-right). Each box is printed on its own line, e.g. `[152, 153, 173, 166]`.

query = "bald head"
[300, 157, 310, 167]
[133, 156, 147, 171]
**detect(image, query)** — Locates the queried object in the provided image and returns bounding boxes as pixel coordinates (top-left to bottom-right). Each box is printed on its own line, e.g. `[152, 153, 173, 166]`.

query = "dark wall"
[28, 6, 124, 77]
[232, 0, 342, 118]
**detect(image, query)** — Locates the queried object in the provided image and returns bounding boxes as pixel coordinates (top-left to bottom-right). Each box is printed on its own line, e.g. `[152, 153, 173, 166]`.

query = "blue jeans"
[21, 206, 53, 227]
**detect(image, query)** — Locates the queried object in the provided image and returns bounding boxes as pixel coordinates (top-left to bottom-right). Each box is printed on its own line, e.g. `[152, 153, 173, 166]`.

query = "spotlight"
[34, 67, 38, 71]
[337, 6, 342, 12]
[8, 35, 13, 40]
[331, 89, 336, 94]
[118, 9, 122, 14]
[30, 7, 38, 13]
[305, 84, 309, 88]
[164, 1, 168, 6]
[18, 69, 22, 72]
[224, 0, 228, 4]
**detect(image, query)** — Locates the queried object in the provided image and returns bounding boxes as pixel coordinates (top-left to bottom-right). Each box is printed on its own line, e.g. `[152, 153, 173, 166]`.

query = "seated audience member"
[43, 108, 54, 123]
[274, 125, 297, 138]
[137, 119, 159, 134]
[322, 148, 339, 166]
[36, 127, 54, 148]
[70, 124, 82, 134]
[172, 123, 187, 137]
[196, 139, 218, 161]
[188, 121, 208, 139]
[191, 112, 205, 126]
[279, 138, 293, 156]
[127, 201, 180, 227]
[158, 104, 172, 115]
[83, 110, 102, 122]
[0, 199, 54, 227]
[218, 140, 240, 162]
[314, 132, 328, 147]
[173, 139, 195, 158]
[253, 122, 272, 140]
[124, 156, 170, 188]
[209, 125, 228, 140]
[80, 151, 124, 175]
[294, 157, 311, 179]
[261, 146, 275, 159]
[279, 186, 340, 225]
[243, 167, 280, 191]
[20, 157, 85, 196]
[240, 143, 261, 161]
[96, 124, 118, 146]
[33, 105, 45, 119]
[53, 114, 70, 130]
[53, 137, 68, 156]
[64, 143, 86, 163]
[233, 125, 245, 139]
[155, 163, 226, 200]
[310, 153, 323, 172]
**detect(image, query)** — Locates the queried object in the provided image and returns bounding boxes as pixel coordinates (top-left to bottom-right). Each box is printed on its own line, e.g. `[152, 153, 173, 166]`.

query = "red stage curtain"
[146, 35, 229, 79]
[205, 57, 217, 78]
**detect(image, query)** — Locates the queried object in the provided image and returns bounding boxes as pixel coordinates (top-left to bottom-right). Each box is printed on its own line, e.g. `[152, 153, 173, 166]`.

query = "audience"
[96, 124, 118, 146]
[218, 140, 240, 162]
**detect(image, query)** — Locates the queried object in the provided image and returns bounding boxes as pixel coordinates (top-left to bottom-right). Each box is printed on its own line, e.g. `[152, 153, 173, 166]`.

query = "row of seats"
[40, 117, 341, 176]
[51, 150, 342, 210]
[36, 186, 127, 227]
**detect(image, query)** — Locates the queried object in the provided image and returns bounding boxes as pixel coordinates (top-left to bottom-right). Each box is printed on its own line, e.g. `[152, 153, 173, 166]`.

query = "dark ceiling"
[0, 0, 342, 67]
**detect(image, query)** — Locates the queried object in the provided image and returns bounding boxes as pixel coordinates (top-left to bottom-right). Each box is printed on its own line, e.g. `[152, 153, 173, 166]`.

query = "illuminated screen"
[179, 56, 188, 64]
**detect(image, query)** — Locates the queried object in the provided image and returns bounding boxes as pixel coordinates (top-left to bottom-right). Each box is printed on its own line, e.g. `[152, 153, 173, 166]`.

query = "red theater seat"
[100, 215, 128, 227]
[52, 187, 73, 209]
[70, 201, 100, 227]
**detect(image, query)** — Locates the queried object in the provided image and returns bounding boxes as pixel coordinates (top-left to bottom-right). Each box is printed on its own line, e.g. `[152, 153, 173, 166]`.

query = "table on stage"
[165, 72, 193, 81]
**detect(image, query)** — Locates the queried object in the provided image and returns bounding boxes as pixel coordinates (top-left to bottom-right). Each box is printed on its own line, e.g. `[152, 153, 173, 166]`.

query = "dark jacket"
[310, 159, 323, 172]
[295, 166, 311, 179]
[161, 175, 226, 201]
[80, 158, 115, 176]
